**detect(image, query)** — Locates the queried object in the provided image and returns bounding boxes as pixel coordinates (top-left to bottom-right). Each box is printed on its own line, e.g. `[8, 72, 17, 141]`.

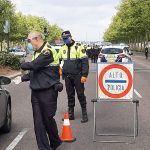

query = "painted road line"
[134, 89, 142, 98]
[5, 128, 29, 150]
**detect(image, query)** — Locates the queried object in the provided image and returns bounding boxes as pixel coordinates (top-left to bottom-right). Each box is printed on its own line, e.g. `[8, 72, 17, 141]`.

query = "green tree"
[11, 13, 63, 44]
[0, 0, 15, 50]
[103, 0, 150, 51]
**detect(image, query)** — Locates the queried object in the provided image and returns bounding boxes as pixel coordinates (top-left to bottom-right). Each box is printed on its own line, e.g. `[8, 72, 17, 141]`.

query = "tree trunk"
[0, 41, 2, 51]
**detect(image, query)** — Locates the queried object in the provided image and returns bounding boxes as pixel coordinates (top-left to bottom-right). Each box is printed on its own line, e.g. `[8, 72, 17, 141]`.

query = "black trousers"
[64, 74, 87, 108]
[145, 52, 148, 59]
[31, 87, 61, 150]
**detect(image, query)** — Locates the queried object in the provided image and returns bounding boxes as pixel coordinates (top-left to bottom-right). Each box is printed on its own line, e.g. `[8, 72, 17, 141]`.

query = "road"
[0, 53, 150, 150]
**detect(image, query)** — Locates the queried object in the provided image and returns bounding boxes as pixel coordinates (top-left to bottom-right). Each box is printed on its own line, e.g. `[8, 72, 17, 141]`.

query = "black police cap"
[61, 30, 71, 38]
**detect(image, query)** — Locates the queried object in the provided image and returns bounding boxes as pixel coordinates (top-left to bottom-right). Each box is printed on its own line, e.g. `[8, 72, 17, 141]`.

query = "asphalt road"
[0, 54, 150, 150]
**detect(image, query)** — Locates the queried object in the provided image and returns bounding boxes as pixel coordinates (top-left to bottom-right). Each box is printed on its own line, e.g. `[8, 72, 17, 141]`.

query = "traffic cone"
[61, 112, 76, 142]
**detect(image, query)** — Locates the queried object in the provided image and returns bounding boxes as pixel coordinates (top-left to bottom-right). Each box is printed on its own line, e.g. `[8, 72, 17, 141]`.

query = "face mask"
[27, 43, 34, 54]
[63, 37, 72, 45]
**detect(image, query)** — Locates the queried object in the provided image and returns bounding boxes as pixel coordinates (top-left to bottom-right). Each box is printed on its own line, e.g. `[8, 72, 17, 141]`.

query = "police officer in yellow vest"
[58, 30, 89, 123]
[21, 31, 62, 150]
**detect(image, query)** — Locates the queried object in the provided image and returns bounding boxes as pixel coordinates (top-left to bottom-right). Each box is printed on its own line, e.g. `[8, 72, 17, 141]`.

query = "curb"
[6, 72, 22, 80]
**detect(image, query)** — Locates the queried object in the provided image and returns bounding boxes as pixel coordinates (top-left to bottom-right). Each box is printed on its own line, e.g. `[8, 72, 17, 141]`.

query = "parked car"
[9, 48, 27, 57]
[0, 76, 12, 133]
[98, 45, 132, 63]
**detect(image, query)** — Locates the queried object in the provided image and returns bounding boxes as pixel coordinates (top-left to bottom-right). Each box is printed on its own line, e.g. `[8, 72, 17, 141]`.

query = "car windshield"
[101, 48, 123, 54]
[10, 49, 23, 52]
[15, 49, 22, 52]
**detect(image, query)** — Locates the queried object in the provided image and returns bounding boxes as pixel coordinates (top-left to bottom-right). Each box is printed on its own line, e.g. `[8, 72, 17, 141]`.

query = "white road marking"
[5, 128, 29, 150]
[134, 89, 142, 98]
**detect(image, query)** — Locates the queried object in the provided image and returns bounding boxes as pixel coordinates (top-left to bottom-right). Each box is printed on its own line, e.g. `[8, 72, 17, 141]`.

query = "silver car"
[9, 48, 27, 57]
[0, 76, 12, 133]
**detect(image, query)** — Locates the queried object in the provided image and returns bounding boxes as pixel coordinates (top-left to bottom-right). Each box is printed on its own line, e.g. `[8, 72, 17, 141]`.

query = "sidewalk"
[0, 68, 22, 79]
[7, 71, 22, 79]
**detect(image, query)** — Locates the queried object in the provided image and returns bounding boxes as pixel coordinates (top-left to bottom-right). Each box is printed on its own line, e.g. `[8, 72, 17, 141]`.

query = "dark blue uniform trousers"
[31, 87, 61, 150]
[65, 74, 87, 108]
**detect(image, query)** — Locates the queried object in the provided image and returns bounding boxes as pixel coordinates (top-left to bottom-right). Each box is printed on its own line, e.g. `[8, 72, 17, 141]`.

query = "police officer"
[58, 30, 89, 123]
[145, 46, 148, 59]
[21, 31, 62, 150]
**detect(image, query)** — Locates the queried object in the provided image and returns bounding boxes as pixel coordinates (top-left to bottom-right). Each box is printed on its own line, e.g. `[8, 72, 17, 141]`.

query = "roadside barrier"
[91, 62, 140, 143]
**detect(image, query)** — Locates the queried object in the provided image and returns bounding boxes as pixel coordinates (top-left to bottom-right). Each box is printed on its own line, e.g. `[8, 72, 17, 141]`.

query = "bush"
[0, 52, 21, 70]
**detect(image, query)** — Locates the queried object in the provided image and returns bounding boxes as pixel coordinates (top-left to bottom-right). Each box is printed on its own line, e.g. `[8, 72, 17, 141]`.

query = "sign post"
[91, 62, 139, 143]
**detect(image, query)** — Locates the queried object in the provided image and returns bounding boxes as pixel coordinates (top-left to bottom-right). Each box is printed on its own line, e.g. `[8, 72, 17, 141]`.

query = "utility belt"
[62, 72, 81, 80]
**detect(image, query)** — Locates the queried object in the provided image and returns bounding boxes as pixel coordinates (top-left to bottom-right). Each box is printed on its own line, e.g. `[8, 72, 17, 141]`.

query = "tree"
[0, 0, 15, 50]
[10, 13, 63, 44]
[103, 0, 150, 51]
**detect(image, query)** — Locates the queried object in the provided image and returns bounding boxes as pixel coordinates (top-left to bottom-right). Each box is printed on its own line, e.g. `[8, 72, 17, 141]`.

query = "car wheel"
[1, 102, 12, 133]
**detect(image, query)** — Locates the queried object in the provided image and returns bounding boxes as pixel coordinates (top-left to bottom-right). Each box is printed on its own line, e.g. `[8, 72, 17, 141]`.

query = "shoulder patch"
[81, 49, 86, 53]
[42, 49, 50, 55]
[63, 50, 66, 54]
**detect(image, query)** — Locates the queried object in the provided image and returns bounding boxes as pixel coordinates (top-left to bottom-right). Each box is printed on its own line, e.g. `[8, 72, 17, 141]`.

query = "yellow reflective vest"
[57, 42, 89, 76]
[21, 42, 60, 90]
[32, 42, 59, 66]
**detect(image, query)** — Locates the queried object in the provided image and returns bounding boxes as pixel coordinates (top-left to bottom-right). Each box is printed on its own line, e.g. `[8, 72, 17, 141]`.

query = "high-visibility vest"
[58, 44, 87, 60]
[32, 42, 59, 66]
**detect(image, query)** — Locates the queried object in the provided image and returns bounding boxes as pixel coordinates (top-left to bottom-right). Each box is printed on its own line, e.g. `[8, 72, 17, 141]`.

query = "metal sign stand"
[91, 62, 140, 143]
[91, 98, 139, 143]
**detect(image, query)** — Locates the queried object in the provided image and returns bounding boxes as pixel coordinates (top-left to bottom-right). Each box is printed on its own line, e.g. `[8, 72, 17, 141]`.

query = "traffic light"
[44, 27, 49, 38]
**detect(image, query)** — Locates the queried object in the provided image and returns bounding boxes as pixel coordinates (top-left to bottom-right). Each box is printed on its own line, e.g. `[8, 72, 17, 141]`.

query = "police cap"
[61, 30, 71, 39]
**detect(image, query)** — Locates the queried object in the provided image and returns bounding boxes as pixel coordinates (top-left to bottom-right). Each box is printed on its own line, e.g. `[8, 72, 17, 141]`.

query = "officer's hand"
[59, 68, 62, 76]
[12, 76, 22, 85]
[21, 69, 28, 75]
[81, 76, 87, 83]
[20, 63, 26, 70]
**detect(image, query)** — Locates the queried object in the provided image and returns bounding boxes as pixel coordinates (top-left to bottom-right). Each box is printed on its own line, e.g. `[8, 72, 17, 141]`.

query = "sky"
[11, 0, 120, 42]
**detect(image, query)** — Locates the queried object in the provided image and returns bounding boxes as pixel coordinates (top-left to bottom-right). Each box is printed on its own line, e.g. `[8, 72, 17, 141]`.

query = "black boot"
[68, 107, 75, 120]
[81, 108, 88, 123]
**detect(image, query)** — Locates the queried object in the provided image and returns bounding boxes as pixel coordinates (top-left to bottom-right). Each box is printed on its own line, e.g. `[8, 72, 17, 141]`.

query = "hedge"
[0, 52, 21, 70]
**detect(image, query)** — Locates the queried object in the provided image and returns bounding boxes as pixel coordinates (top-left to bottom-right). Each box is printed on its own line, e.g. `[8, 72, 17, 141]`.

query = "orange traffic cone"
[61, 112, 76, 142]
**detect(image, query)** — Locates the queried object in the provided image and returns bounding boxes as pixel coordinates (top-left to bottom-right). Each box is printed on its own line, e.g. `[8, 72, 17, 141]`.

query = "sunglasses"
[26, 37, 38, 43]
